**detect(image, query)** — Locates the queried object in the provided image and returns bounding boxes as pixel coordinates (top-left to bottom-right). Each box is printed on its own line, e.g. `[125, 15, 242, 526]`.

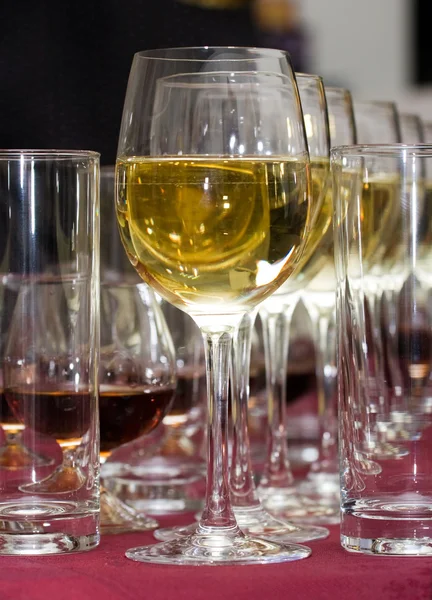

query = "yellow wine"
[116, 156, 310, 314]
[272, 157, 332, 295]
[361, 173, 400, 266]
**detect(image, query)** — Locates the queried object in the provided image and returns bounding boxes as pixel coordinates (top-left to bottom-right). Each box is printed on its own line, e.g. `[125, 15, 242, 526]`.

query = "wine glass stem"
[229, 310, 260, 508]
[259, 298, 297, 490]
[198, 326, 238, 531]
[308, 303, 338, 468]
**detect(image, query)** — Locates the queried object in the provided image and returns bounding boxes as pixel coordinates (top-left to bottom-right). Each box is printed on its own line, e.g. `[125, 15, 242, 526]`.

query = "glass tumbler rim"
[331, 143, 432, 159]
[133, 46, 291, 62]
[0, 149, 100, 160]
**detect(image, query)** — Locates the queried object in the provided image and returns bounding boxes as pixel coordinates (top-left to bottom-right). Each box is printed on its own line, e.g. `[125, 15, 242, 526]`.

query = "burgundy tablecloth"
[2, 515, 432, 600]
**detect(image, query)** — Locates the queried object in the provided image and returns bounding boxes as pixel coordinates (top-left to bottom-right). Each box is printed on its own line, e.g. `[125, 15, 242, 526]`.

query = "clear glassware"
[421, 121, 432, 142]
[256, 73, 336, 524]
[350, 99, 409, 463]
[97, 166, 176, 533]
[99, 283, 176, 533]
[0, 150, 100, 555]
[116, 47, 315, 566]
[105, 301, 206, 515]
[334, 144, 432, 555]
[399, 113, 424, 144]
[353, 100, 401, 144]
[299, 87, 357, 507]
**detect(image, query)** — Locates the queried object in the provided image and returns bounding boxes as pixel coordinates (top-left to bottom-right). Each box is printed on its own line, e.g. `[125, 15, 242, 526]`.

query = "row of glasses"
[256, 74, 336, 523]
[115, 46, 320, 565]
[156, 72, 333, 542]
[298, 87, 357, 505]
[100, 167, 206, 517]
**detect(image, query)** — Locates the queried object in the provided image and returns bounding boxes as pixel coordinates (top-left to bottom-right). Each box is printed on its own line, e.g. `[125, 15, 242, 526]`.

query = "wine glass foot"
[297, 473, 341, 522]
[362, 442, 409, 460]
[19, 466, 85, 494]
[258, 487, 339, 525]
[191, 507, 329, 542]
[102, 460, 205, 515]
[100, 487, 158, 534]
[128, 527, 311, 565]
[0, 442, 54, 470]
[353, 453, 383, 475]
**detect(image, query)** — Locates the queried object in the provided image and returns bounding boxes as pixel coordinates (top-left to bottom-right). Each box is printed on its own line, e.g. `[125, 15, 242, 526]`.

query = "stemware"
[422, 121, 432, 142]
[353, 100, 401, 144]
[299, 87, 357, 504]
[106, 301, 207, 516]
[99, 283, 177, 532]
[399, 113, 424, 143]
[349, 99, 409, 464]
[256, 73, 336, 523]
[97, 166, 176, 533]
[116, 47, 315, 565]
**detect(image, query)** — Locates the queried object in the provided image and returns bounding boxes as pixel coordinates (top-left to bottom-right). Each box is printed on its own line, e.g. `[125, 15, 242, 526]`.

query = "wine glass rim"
[325, 86, 351, 95]
[400, 112, 422, 121]
[331, 143, 432, 157]
[296, 72, 323, 83]
[134, 46, 289, 62]
[156, 70, 292, 88]
[353, 99, 397, 109]
[0, 149, 100, 160]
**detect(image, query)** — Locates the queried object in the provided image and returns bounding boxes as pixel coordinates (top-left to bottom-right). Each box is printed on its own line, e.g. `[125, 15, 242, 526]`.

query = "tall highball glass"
[0, 150, 100, 555]
[334, 144, 432, 555]
[116, 47, 313, 565]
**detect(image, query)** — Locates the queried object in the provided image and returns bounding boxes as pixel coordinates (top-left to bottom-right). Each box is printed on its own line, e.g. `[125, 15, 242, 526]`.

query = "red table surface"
[2, 514, 432, 600]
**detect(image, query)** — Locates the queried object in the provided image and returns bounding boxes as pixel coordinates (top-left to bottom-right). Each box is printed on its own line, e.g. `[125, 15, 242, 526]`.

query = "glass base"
[190, 507, 329, 542]
[19, 466, 85, 494]
[297, 474, 340, 524]
[258, 486, 339, 524]
[0, 532, 99, 555]
[0, 499, 99, 555]
[0, 442, 54, 470]
[102, 459, 205, 515]
[128, 527, 311, 565]
[341, 534, 432, 556]
[361, 441, 409, 461]
[100, 488, 158, 535]
[353, 454, 383, 475]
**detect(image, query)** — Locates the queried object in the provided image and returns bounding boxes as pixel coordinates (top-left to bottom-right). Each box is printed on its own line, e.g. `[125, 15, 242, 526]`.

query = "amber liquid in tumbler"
[5, 388, 92, 446]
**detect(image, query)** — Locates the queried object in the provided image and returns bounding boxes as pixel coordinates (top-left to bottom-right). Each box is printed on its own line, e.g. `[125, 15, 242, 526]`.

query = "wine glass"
[104, 301, 206, 516]
[421, 121, 432, 142]
[116, 47, 314, 565]
[299, 87, 357, 505]
[96, 166, 177, 533]
[353, 100, 401, 144]
[5, 281, 94, 495]
[99, 282, 176, 532]
[256, 73, 336, 523]
[0, 284, 54, 470]
[154, 74, 329, 542]
[399, 113, 424, 143]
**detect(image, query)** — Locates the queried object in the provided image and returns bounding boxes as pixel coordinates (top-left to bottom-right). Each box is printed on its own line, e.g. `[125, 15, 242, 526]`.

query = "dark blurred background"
[0, 0, 306, 164]
[1, 0, 430, 164]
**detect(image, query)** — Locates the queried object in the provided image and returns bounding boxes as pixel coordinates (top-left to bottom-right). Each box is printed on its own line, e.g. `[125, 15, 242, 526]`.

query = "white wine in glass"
[116, 47, 315, 566]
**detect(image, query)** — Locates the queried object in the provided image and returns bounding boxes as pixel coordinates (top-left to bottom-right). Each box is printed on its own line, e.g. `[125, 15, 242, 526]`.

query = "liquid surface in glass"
[116, 156, 310, 315]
